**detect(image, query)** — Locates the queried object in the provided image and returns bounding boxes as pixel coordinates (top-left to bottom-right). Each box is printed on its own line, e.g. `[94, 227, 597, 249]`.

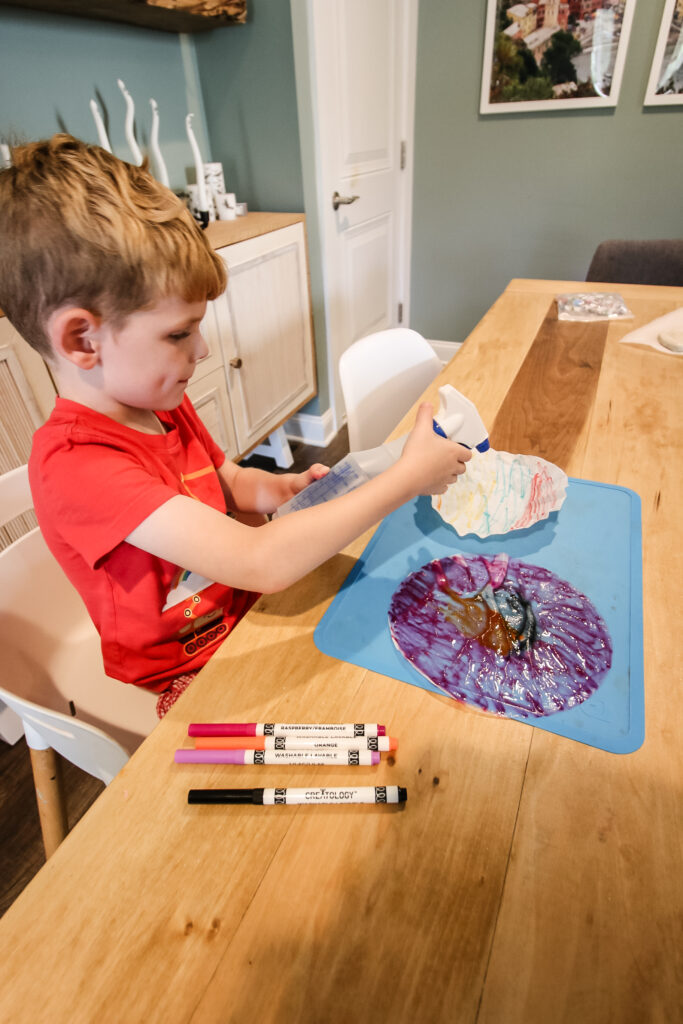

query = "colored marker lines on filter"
[194, 735, 398, 751]
[187, 722, 386, 738]
[175, 749, 380, 766]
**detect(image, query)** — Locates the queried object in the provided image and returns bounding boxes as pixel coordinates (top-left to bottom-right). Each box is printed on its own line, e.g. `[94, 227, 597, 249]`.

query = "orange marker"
[194, 735, 398, 752]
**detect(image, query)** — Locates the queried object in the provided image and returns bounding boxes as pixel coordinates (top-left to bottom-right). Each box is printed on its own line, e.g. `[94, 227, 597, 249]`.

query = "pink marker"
[188, 722, 387, 738]
[175, 748, 380, 766]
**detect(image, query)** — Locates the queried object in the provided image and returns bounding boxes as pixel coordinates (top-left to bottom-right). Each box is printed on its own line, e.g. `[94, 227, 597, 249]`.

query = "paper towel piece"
[389, 553, 612, 719]
[432, 449, 568, 538]
[619, 306, 683, 356]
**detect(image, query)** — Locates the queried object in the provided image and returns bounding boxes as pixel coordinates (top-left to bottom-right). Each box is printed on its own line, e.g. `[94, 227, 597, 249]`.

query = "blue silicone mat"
[314, 479, 644, 754]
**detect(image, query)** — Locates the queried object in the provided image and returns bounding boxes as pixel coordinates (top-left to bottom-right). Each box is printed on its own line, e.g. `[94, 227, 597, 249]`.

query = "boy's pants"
[156, 672, 198, 718]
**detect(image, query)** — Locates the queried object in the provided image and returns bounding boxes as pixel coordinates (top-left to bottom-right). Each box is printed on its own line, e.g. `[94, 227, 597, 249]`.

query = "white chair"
[0, 465, 159, 857]
[339, 328, 443, 451]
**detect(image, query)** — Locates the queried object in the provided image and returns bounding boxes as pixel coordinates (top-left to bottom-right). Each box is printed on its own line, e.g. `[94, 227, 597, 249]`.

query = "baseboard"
[284, 405, 337, 448]
[429, 339, 463, 364]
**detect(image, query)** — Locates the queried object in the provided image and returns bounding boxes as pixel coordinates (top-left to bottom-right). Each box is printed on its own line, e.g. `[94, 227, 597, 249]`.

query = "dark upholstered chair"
[586, 239, 683, 287]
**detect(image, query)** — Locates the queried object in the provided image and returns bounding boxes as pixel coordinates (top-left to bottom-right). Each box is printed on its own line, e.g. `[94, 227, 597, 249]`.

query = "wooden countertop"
[0, 279, 681, 1023]
[205, 211, 304, 250]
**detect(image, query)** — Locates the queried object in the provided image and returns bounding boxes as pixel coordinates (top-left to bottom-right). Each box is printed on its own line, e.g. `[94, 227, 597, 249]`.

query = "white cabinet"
[0, 317, 56, 478]
[0, 318, 57, 550]
[189, 217, 317, 461]
[185, 366, 239, 460]
[213, 221, 316, 456]
[0, 317, 57, 426]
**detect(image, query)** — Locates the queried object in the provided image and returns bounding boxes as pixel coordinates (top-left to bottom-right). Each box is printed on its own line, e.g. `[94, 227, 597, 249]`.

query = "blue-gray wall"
[411, 0, 683, 344]
[194, 0, 304, 213]
[0, 3, 303, 213]
[0, 8, 211, 191]
[2, 1, 681, 414]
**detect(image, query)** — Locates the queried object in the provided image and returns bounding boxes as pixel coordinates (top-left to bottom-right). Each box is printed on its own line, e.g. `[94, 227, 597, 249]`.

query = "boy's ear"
[48, 307, 102, 369]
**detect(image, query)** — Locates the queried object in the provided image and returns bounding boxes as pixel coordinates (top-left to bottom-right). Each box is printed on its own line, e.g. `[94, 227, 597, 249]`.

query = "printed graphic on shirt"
[178, 593, 227, 658]
[180, 464, 216, 500]
[163, 568, 215, 611]
[165, 569, 229, 660]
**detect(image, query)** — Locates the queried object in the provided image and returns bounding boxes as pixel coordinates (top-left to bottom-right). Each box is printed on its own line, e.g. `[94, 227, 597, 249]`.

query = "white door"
[292, 0, 418, 429]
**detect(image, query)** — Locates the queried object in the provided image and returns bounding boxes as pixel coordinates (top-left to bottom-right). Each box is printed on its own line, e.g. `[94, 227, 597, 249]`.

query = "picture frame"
[644, 0, 683, 104]
[480, 0, 638, 114]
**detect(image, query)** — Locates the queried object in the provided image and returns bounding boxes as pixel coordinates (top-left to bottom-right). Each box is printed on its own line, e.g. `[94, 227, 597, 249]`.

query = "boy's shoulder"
[31, 397, 137, 461]
[36, 396, 116, 433]
[28, 397, 186, 511]
[29, 395, 213, 471]
[34, 396, 190, 445]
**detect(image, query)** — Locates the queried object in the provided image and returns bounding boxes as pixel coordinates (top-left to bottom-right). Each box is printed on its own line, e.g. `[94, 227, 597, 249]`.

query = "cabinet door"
[185, 367, 239, 461]
[195, 298, 225, 380]
[214, 222, 316, 455]
[0, 318, 56, 548]
[0, 317, 56, 425]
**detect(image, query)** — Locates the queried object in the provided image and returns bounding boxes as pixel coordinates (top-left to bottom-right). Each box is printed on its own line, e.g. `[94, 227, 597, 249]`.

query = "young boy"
[0, 135, 471, 714]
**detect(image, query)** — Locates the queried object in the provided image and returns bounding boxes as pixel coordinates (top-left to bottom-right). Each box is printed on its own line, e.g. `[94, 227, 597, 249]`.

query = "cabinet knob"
[229, 357, 243, 369]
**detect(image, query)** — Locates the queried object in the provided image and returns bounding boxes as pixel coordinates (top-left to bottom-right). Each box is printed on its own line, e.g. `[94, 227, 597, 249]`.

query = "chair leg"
[29, 746, 68, 858]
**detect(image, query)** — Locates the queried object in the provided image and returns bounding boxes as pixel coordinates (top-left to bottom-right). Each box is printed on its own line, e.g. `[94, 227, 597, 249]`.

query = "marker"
[188, 722, 387, 738]
[175, 749, 380, 766]
[188, 786, 408, 805]
[194, 735, 397, 752]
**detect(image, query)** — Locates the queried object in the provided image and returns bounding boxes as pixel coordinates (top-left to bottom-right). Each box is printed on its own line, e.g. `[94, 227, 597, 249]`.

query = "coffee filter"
[432, 449, 568, 537]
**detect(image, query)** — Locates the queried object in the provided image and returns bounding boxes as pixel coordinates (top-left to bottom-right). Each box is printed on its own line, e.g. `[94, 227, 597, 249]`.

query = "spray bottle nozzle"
[433, 386, 489, 452]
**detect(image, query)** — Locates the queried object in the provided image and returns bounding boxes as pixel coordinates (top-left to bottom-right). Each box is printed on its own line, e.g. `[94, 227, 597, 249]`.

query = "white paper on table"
[619, 307, 683, 356]
[432, 449, 568, 538]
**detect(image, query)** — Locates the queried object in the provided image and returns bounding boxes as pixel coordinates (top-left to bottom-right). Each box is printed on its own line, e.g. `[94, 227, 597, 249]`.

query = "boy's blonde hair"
[0, 134, 227, 360]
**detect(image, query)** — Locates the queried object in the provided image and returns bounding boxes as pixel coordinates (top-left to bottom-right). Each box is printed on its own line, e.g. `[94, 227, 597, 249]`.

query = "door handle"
[229, 357, 242, 369]
[332, 191, 360, 211]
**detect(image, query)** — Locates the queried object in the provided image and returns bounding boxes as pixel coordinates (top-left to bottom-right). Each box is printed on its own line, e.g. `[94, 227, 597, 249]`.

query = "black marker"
[188, 786, 408, 806]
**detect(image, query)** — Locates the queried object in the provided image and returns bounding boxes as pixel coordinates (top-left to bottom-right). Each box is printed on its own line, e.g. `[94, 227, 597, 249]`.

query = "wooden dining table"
[0, 279, 681, 1024]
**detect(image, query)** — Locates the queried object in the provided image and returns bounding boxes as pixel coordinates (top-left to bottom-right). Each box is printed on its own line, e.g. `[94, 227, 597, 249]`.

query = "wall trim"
[284, 405, 337, 448]
[429, 339, 463, 365]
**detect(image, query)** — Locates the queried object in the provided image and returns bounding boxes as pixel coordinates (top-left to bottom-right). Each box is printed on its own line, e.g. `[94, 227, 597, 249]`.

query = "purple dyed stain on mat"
[388, 553, 612, 718]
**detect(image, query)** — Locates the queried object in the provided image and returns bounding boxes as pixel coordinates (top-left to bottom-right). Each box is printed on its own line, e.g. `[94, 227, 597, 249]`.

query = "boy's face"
[97, 295, 209, 412]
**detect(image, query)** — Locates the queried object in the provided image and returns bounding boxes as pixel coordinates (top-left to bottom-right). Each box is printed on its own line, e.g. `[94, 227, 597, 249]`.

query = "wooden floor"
[0, 425, 349, 918]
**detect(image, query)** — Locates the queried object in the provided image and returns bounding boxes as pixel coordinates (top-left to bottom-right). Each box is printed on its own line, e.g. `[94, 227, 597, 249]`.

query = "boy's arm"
[126, 404, 471, 594]
[217, 459, 329, 516]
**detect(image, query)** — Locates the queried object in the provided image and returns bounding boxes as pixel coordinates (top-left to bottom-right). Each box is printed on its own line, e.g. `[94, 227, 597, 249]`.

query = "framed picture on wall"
[644, 0, 683, 104]
[480, 0, 638, 114]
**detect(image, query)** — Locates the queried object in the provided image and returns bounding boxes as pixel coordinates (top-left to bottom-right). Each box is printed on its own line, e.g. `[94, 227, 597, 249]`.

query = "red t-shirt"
[29, 396, 257, 690]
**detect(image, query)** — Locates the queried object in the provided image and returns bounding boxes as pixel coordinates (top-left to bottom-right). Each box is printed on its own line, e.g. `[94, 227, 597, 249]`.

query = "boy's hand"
[218, 460, 329, 517]
[400, 402, 471, 495]
[277, 464, 329, 503]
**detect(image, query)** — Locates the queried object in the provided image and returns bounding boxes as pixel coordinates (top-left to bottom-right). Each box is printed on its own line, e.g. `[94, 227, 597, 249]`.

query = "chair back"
[586, 239, 683, 287]
[0, 681, 128, 784]
[0, 465, 158, 764]
[339, 328, 442, 451]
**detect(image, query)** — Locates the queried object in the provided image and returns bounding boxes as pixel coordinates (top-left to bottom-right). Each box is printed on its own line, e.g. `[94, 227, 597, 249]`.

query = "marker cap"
[188, 789, 263, 805]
